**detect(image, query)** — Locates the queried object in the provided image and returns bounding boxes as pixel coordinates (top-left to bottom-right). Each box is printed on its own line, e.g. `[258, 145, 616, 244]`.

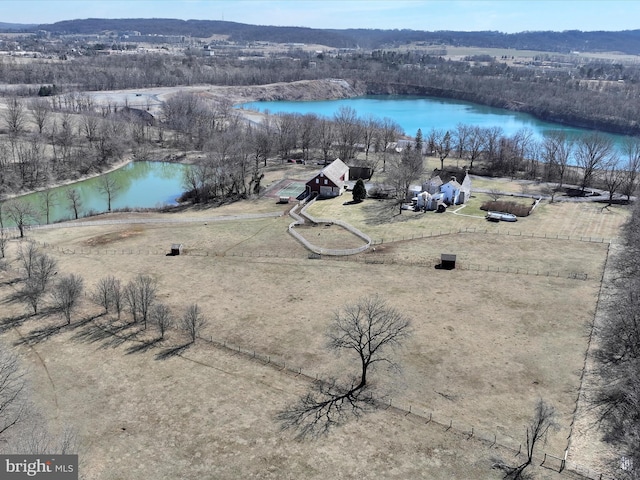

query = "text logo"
[1, 455, 78, 479]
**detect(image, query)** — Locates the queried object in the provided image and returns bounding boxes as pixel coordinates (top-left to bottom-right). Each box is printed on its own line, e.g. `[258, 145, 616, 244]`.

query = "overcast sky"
[2, 0, 639, 33]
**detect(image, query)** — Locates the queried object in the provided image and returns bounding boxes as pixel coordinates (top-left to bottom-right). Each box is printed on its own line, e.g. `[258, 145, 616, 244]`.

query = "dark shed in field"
[171, 244, 183, 256]
[440, 253, 456, 270]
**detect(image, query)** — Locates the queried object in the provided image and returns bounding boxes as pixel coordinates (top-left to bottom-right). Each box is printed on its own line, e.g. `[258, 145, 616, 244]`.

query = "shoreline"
[0, 156, 134, 203]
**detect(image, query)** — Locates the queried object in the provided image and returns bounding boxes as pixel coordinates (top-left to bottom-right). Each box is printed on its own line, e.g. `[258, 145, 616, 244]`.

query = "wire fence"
[192, 332, 612, 480]
[1, 235, 612, 480]
[27, 240, 590, 281]
[372, 226, 615, 245]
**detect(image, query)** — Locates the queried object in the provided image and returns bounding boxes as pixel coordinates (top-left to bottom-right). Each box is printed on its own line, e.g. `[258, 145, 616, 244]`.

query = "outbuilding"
[305, 158, 350, 198]
[440, 253, 456, 270]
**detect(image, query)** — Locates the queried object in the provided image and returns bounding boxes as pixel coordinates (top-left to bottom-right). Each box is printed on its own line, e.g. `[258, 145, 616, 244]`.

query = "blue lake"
[238, 95, 629, 147]
[2, 162, 189, 226]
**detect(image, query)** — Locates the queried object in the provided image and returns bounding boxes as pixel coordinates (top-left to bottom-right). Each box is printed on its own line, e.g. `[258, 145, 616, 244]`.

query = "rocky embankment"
[204, 78, 365, 104]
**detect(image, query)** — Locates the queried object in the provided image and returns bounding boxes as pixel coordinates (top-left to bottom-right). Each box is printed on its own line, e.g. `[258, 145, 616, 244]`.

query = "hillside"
[15, 18, 640, 55]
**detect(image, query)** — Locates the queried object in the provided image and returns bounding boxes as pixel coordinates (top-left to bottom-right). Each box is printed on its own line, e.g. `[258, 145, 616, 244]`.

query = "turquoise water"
[238, 95, 626, 146]
[1, 162, 189, 226]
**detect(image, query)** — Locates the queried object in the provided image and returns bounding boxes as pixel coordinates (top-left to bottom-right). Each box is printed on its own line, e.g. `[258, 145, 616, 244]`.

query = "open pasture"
[0, 193, 626, 479]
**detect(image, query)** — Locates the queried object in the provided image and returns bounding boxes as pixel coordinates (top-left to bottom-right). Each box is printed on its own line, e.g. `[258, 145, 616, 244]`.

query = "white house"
[411, 168, 471, 211]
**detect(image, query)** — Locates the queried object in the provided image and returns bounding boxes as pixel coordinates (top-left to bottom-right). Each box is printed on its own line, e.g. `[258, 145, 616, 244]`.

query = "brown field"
[0, 178, 631, 479]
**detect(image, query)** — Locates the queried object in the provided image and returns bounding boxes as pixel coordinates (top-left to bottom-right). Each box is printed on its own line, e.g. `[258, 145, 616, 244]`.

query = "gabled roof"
[432, 167, 468, 185]
[443, 179, 462, 189]
[316, 158, 349, 185]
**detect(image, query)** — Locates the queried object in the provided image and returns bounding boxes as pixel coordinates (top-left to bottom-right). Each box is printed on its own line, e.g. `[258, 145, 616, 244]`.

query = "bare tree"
[541, 131, 573, 187]
[32, 252, 57, 292]
[65, 188, 82, 220]
[274, 112, 298, 162]
[111, 277, 124, 320]
[621, 137, 640, 201]
[97, 175, 121, 212]
[37, 190, 57, 225]
[20, 278, 46, 315]
[297, 113, 318, 163]
[361, 115, 381, 163]
[17, 241, 39, 279]
[453, 123, 470, 160]
[3, 97, 27, 138]
[80, 114, 100, 144]
[92, 275, 120, 315]
[464, 126, 485, 172]
[494, 400, 558, 479]
[124, 274, 157, 327]
[575, 132, 614, 195]
[181, 303, 207, 343]
[152, 303, 173, 339]
[488, 188, 503, 202]
[333, 106, 363, 161]
[601, 157, 624, 207]
[380, 117, 403, 172]
[124, 281, 139, 323]
[278, 295, 411, 438]
[6, 200, 37, 238]
[317, 117, 334, 166]
[387, 146, 424, 212]
[430, 128, 452, 170]
[29, 98, 51, 134]
[0, 229, 8, 258]
[14, 422, 77, 456]
[17, 246, 56, 315]
[0, 345, 26, 441]
[135, 274, 157, 329]
[51, 274, 84, 325]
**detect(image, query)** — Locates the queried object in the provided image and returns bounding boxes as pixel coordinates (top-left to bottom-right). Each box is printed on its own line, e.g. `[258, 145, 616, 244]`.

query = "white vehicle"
[486, 211, 517, 222]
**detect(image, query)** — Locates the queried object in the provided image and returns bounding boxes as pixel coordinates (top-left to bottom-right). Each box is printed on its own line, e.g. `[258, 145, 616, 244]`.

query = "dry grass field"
[0, 173, 631, 479]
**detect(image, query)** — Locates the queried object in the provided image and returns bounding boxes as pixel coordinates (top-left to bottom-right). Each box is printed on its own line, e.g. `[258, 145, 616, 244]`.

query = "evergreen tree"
[352, 178, 367, 203]
[415, 128, 423, 154]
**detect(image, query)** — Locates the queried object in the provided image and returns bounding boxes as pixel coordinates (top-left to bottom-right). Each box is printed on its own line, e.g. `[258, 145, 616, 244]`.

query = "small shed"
[170, 243, 183, 256]
[440, 253, 456, 270]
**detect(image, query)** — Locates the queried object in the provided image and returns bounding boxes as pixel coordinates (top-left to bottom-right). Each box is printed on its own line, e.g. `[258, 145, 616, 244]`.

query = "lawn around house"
[0, 169, 631, 479]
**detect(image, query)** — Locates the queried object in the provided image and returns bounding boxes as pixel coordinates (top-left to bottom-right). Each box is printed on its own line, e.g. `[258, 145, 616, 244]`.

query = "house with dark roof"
[305, 158, 350, 198]
[410, 167, 471, 211]
[430, 167, 471, 205]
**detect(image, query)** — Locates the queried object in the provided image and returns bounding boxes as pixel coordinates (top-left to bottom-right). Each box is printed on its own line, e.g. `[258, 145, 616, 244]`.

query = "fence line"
[2, 267, 610, 480]
[192, 332, 611, 480]
[372, 226, 614, 246]
[23, 239, 591, 281]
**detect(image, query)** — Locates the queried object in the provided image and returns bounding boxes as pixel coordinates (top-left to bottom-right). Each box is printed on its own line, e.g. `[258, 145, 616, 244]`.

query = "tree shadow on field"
[125, 337, 162, 355]
[155, 343, 191, 361]
[15, 314, 99, 346]
[0, 276, 23, 287]
[361, 200, 424, 227]
[0, 312, 31, 333]
[71, 320, 142, 349]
